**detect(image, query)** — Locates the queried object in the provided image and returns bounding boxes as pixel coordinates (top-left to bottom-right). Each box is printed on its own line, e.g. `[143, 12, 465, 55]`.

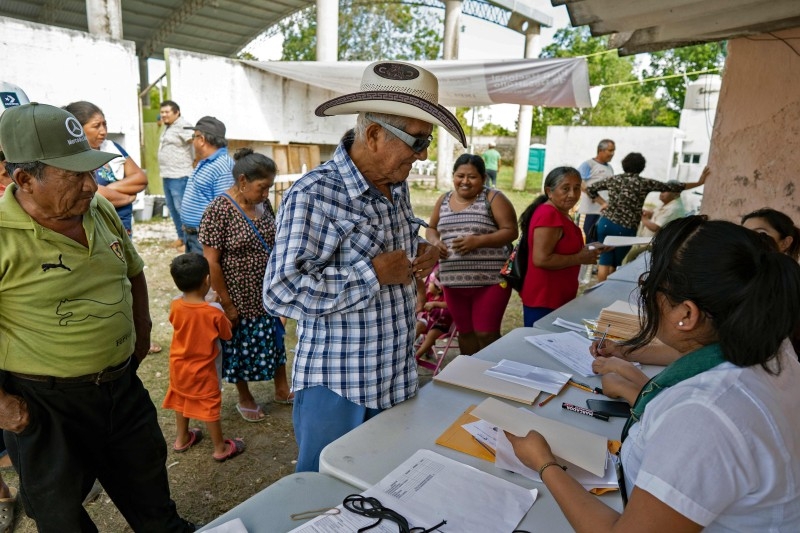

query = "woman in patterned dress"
[426, 154, 518, 355]
[199, 148, 291, 422]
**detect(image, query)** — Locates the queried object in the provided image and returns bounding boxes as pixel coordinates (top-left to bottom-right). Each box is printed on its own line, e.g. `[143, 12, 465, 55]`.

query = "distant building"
[543, 74, 721, 214]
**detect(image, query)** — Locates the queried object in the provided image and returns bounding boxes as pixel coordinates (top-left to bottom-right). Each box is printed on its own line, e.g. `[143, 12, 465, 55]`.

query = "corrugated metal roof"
[0, 0, 312, 59]
[552, 0, 800, 55]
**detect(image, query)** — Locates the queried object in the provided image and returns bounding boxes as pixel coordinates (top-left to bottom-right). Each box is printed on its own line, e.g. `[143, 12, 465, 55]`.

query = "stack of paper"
[433, 355, 542, 404]
[484, 360, 571, 395]
[472, 397, 608, 478]
[596, 300, 642, 340]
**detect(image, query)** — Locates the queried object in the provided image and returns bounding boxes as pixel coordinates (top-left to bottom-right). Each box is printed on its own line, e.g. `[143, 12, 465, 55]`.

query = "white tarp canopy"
[245, 58, 592, 108]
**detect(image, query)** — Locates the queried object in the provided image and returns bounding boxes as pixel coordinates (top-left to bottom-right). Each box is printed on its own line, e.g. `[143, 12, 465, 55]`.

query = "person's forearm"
[473, 228, 518, 249]
[129, 271, 152, 362]
[107, 178, 146, 195]
[96, 185, 136, 207]
[541, 466, 622, 532]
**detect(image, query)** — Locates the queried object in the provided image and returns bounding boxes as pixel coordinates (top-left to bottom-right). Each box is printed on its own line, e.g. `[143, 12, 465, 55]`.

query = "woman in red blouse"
[519, 167, 606, 326]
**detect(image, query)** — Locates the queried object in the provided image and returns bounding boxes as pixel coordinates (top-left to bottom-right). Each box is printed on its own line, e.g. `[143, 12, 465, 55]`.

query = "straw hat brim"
[316, 91, 467, 147]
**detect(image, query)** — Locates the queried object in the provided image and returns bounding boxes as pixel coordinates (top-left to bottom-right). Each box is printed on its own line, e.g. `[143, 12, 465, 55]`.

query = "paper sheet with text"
[525, 331, 596, 376]
[288, 449, 536, 532]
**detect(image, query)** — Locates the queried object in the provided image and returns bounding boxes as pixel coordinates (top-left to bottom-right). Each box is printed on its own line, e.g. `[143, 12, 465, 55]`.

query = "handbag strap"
[221, 193, 272, 254]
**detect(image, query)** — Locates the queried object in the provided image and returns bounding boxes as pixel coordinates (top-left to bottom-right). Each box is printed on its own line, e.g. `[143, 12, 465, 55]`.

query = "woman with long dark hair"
[510, 216, 800, 531]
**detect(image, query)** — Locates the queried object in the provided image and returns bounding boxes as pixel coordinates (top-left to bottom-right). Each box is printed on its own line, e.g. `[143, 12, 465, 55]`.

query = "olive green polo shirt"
[0, 184, 144, 376]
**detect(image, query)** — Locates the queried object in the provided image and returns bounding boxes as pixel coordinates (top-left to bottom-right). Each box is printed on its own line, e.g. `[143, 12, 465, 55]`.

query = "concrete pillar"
[437, 0, 463, 190]
[138, 57, 150, 107]
[85, 0, 123, 39]
[512, 24, 541, 191]
[316, 0, 339, 61]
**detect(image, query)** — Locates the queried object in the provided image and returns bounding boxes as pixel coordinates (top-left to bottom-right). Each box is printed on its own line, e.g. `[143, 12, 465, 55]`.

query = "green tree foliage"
[640, 43, 726, 126]
[530, 27, 640, 136]
[279, 1, 442, 61]
[529, 27, 725, 134]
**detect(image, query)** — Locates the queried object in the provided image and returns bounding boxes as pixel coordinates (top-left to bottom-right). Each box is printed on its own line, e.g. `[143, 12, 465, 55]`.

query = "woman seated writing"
[509, 215, 800, 532]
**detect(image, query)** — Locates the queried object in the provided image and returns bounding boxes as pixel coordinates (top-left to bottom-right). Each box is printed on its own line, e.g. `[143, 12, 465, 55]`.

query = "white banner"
[245, 57, 592, 108]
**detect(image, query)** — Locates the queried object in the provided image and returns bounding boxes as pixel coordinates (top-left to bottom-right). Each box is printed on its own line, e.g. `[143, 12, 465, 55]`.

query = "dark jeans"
[183, 228, 202, 255]
[582, 214, 601, 238]
[3, 365, 192, 533]
[486, 169, 497, 187]
[162, 177, 189, 241]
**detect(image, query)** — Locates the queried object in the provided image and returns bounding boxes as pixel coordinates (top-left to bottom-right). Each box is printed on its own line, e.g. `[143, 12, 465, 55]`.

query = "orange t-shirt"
[166, 298, 233, 400]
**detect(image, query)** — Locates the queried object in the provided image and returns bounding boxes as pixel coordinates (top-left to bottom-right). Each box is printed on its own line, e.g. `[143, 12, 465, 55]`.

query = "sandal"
[148, 343, 163, 354]
[213, 438, 245, 462]
[174, 428, 203, 453]
[0, 486, 16, 533]
[236, 403, 265, 422]
[273, 392, 294, 405]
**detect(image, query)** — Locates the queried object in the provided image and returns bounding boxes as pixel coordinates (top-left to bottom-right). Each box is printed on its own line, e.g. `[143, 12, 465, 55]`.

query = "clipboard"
[435, 405, 496, 462]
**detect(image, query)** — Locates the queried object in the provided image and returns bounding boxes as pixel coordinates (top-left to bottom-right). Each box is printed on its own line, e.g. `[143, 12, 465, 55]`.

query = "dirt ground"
[5, 217, 456, 532]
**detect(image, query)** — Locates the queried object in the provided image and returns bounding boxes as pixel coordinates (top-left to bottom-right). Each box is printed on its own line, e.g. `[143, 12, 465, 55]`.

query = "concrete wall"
[166, 49, 353, 146]
[0, 16, 141, 163]
[702, 28, 800, 222]
[544, 126, 683, 182]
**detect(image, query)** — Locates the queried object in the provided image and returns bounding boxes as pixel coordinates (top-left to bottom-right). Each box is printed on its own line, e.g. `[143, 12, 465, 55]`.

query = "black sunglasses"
[366, 113, 433, 153]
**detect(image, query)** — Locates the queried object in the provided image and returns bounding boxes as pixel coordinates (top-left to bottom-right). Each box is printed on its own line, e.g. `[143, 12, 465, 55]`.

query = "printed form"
[289, 449, 536, 532]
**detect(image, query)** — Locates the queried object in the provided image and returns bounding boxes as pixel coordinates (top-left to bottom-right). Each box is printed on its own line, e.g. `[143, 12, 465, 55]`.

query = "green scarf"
[621, 343, 726, 442]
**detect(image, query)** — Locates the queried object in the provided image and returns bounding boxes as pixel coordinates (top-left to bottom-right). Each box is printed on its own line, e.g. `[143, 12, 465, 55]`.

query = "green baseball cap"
[0, 102, 116, 172]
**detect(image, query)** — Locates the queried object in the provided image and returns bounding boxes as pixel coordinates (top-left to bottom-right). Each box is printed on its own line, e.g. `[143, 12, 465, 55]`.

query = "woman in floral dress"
[199, 148, 291, 422]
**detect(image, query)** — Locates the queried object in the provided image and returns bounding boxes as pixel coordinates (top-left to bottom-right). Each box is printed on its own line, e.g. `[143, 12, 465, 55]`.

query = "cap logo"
[65, 117, 84, 138]
[373, 63, 419, 81]
[1, 93, 21, 109]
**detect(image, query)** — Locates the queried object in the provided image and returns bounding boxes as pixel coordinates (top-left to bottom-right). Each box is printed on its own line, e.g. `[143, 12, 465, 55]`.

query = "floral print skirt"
[222, 315, 286, 383]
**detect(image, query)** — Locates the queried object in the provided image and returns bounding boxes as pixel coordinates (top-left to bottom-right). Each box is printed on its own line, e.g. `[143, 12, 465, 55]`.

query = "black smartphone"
[586, 399, 631, 418]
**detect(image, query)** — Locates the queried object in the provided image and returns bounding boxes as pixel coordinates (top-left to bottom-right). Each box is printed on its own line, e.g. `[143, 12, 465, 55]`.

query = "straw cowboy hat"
[315, 61, 467, 147]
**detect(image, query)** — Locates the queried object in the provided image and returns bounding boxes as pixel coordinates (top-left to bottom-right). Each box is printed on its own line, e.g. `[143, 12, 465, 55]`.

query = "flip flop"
[213, 438, 245, 462]
[273, 393, 294, 405]
[0, 486, 16, 533]
[174, 428, 203, 452]
[148, 343, 163, 354]
[235, 403, 266, 422]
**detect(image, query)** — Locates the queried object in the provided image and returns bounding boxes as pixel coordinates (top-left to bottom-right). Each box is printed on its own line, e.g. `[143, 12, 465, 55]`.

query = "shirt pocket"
[331, 216, 387, 261]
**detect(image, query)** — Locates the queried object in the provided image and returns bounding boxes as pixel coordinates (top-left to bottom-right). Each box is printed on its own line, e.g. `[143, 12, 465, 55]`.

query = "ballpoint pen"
[598, 324, 611, 349]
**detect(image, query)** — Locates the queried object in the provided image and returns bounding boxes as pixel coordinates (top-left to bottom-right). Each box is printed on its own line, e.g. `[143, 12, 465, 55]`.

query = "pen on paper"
[562, 402, 610, 421]
[473, 436, 496, 456]
[598, 324, 610, 349]
[567, 380, 595, 394]
[538, 392, 557, 407]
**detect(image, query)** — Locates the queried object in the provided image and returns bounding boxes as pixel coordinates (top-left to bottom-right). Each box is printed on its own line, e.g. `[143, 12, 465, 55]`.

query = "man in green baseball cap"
[0, 103, 198, 532]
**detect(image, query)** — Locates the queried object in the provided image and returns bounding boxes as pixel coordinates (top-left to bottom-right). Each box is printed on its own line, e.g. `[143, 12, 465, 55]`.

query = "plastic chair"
[415, 323, 459, 375]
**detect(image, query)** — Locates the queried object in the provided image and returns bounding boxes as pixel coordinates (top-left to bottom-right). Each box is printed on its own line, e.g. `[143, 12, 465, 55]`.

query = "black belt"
[8, 357, 131, 385]
[183, 226, 198, 235]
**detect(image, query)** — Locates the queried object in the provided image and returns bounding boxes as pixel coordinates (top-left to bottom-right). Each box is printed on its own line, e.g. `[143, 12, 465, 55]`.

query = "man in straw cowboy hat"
[264, 60, 467, 471]
[0, 103, 196, 532]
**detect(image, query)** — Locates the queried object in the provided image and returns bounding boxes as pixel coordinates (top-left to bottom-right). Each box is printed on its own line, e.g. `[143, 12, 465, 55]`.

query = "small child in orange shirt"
[163, 254, 244, 462]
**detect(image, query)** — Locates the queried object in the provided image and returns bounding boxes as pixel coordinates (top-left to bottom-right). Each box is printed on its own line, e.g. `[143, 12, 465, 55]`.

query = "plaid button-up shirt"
[263, 142, 425, 409]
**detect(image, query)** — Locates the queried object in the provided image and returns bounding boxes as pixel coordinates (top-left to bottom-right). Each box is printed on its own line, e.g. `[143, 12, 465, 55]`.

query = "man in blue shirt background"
[180, 116, 233, 254]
